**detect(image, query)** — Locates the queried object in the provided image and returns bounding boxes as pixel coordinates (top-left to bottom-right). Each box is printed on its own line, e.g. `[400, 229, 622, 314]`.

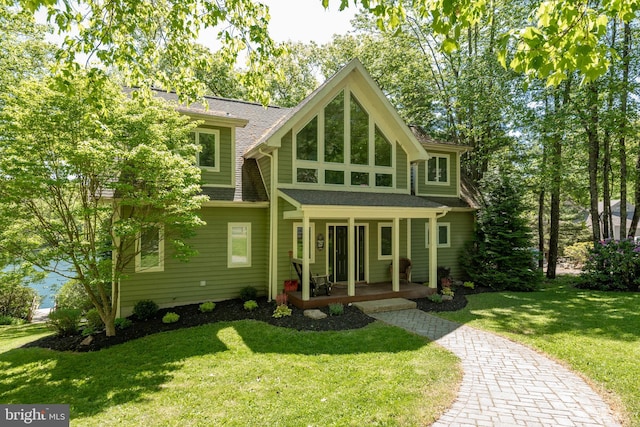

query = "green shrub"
[428, 294, 443, 303]
[199, 301, 216, 313]
[463, 281, 475, 289]
[85, 308, 104, 330]
[579, 239, 640, 291]
[240, 286, 257, 301]
[564, 241, 592, 267]
[328, 303, 344, 316]
[114, 317, 132, 330]
[55, 280, 95, 313]
[81, 326, 96, 337]
[441, 287, 454, 297]
[243, 300, 258, 311]
[162, 312, 180, 324]
[272, 304, 292, 318]
[133, 299, 159, 320]
[0, 315, 24, 325]
[0, 283, 38, 320]
[47, 308, 82, 336]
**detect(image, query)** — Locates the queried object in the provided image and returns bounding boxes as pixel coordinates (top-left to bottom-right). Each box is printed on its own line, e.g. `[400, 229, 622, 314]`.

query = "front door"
[328, 225, 366, 282]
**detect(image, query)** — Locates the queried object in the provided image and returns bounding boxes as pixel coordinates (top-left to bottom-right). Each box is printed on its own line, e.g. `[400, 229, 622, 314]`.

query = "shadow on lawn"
[457, 282, 640, 342]
[0, 321, 426, 419]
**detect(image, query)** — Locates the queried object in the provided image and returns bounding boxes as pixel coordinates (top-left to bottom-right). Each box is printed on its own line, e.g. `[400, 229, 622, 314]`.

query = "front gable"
[247, 59, 427, 194]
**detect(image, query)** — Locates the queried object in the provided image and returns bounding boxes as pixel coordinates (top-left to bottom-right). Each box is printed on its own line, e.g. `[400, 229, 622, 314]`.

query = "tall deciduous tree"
[0, 75, 207, 336]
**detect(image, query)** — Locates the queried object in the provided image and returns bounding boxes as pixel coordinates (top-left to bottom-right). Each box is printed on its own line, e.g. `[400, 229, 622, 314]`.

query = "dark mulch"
[23, 285, 493, 353]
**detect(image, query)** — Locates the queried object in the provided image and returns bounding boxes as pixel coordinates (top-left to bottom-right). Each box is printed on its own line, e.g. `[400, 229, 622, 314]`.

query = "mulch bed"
[23, 285, 493, 353]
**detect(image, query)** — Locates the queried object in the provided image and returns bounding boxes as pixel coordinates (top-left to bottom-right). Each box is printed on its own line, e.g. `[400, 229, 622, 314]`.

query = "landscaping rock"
[80, 335, 94, 346]
[304, 309, 327, 320]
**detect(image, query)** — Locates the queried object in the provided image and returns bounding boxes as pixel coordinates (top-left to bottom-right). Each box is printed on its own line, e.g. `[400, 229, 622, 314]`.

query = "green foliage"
[462, 172, 542, 291]
[243, 300, 258, 311]
[0, 73, 207, 336]
[55, 280, 96, 314]
[85, 308, 104, 330]
[81, 326, 96, 337]
[0, 315, 24, 326]
[114, 317, 133, 330]
[199, 302, 216, 313]
[162, 312, 180, 324]
[47, 308, 82, 336]
[463, 281, 475, 289]
[428, 294, 443, 303]
[0, 259, 43, 320]
[133, 300, 159, 321]
[328, 303, 344, 316]
[239, 286, 257, 302]
[579, 239, 640, 291]
[441, 287, 454, 297]
[564, 241, 593, 267]
[272, 304, 292, 318]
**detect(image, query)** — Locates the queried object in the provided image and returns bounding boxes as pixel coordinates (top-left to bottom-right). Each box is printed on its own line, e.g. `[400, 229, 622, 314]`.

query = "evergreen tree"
[463, 172, 542, 291]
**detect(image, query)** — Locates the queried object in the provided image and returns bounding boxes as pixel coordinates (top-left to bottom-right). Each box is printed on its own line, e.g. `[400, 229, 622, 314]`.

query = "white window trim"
[378, 222, 393, 260]
[293, 222, 316, 263]
[135, 225, 165, 273]
[228, 223, 252, 268]
[426, 154, 450, 185]
[195, 128, 220, 172]
[425, 222, 451, 248]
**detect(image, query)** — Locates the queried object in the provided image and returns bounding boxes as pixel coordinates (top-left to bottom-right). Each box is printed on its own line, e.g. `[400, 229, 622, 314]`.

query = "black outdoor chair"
[292, 260, 332, 297]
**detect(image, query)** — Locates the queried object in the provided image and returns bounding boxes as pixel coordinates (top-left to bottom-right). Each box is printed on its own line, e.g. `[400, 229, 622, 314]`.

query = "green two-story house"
[117, 59, 476, 316]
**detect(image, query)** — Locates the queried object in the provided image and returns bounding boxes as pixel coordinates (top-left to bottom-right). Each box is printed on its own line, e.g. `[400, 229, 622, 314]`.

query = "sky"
[261, 0, 358, 44]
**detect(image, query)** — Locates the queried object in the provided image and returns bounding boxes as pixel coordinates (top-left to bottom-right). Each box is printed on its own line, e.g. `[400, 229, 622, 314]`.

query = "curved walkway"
[370, 309, 621, 427]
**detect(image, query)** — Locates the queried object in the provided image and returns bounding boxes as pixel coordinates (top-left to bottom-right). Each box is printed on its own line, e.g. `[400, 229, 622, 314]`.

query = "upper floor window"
[350, 95, 369, 165]
[135, 224, 164, 273]
[375, 126, 392, 167]
[324, 91, 344, 163]
[427, 154, 449, 184]
[296, 117, 318, 161]
[193, 129, 220, 171]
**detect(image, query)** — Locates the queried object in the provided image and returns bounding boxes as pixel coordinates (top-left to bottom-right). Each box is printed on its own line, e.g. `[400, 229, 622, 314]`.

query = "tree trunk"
[586, 83, 601, 242]
[538, 189, 545, 270]
[620, 22, 631, 237]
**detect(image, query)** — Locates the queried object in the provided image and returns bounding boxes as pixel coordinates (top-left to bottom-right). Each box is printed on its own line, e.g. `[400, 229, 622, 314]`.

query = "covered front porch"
[286, 281, 436, 309]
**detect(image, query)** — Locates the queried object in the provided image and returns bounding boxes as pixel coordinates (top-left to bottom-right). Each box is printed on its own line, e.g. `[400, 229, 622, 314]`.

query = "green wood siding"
[120, 206, 269, 316]
[410, 212, 475, 282]
[278, 130, 293, 184]
[417, 150, 458, 197]
[258, 156, 271, 196]
[200, 126, 234, 186]
[395, 143, 408, 190]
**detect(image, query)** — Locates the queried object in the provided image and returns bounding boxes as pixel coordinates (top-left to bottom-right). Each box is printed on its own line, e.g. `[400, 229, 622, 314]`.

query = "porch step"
[353, 298, 417, 314]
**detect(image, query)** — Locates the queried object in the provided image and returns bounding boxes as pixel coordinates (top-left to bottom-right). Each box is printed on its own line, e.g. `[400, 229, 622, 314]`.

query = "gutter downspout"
[259, 148, 278, 302]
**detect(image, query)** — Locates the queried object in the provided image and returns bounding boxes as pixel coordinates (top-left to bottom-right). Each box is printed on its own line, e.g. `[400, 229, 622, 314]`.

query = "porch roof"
[279, 189, 451, 219]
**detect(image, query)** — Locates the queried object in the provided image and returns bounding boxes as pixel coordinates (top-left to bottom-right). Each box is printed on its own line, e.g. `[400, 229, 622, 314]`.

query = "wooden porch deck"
[286, 282, 436, 309]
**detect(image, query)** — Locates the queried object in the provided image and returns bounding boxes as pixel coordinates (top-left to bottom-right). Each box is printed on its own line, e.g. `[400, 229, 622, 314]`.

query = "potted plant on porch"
[284, 250, 299, 292]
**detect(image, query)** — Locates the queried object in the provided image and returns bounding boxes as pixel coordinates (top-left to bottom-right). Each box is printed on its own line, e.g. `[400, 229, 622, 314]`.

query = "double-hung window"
[135, 224, 164, 272]
[194, 129, 220, 171]
[427, 155, 449, 184]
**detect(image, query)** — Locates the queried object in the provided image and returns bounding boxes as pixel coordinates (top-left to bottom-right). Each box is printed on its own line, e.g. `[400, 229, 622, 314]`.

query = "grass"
[439, 276, 640, 426]
[0, 320, 461, 426]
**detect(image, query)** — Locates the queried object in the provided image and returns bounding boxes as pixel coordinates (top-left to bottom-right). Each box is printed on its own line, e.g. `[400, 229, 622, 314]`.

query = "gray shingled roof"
[280, 189, 449, 209]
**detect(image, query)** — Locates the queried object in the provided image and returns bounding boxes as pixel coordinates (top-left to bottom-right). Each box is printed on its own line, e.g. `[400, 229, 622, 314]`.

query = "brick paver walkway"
[371, 309, 621, 427]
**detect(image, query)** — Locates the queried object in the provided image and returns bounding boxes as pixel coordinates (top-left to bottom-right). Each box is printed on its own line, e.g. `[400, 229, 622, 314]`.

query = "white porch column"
[392, 216, 400, 292]
[302, 214, 310, 300]
[348, 216, 355, 296]
[429, 217, 438, 289]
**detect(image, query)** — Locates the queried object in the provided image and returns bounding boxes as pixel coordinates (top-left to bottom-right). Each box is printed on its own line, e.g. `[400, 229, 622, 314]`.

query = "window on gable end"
[350, 95, 369, 165]
[296, 117, 318, 161]
[374, 126, 392, 167]
[324, 91, 344, 163]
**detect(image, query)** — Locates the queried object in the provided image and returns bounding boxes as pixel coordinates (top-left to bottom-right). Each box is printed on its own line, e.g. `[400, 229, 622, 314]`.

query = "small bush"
[133, 299, 159, 320]
[114, 317, 132, 330]
[428, 294, 443, 303]
[244, 300, 258, 311]
[272, 304, 292, 318]
[579, 239, 640, 291]
[463, 281, 475, 289]
[564, 241, 592, 267]
[199, 301, 216, 313]
[55, 280, 97, 313]
[0, 315, 24, 326]
[162, 312, 180, 324]
[240, 286, 257, 301]
[81, 326, 96, 337]
[328, 303, 344, 316]
[441, 287, 454, 297]
[85, 308, 104, 330]
[47, 308, 82, 336]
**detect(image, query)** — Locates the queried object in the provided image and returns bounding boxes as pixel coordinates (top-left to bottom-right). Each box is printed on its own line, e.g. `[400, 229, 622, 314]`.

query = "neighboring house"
[117, 59, 477, 316]
[586, 200, 636, 240]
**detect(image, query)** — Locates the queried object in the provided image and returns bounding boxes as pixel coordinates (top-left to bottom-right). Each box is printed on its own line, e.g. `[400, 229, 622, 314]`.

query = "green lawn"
[0, 320, 461, 426]
[439, 277, 640, 427]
